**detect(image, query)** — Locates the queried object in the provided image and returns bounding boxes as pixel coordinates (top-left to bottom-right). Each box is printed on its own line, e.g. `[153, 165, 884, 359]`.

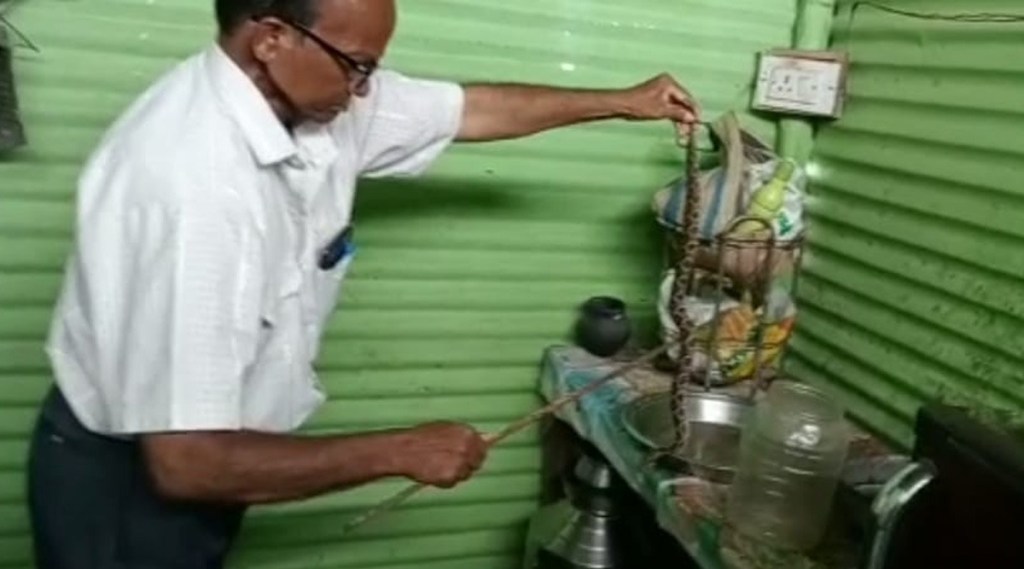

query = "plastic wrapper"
[658, 270, 797, 386]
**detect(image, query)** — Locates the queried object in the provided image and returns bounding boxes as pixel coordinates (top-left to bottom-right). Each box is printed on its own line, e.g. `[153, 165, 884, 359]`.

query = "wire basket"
[663, 216, 805, 395]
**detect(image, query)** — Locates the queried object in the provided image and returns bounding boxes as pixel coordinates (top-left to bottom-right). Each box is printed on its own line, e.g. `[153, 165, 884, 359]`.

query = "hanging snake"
[667, 124, 703, 460]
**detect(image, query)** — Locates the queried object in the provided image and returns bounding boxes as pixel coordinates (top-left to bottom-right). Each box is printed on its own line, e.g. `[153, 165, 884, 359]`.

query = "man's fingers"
[656, 74, 699, 119]
[670, 107, 698, 125]
[674, 119, 700, 147]
[660, 74, 697, 104]
[674, 121, 688, 141]
[470, 438, 488, 470]
[666, 87, 699, 123]
[461, 430, 488, 472]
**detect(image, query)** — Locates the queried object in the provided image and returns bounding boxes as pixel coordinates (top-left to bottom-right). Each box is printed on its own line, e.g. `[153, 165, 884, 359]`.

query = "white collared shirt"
[45, 44, 464, 435]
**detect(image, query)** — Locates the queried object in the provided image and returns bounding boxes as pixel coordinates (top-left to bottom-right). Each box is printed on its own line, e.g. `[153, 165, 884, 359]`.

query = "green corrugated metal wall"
[788, 0, 1024, 447]
[0, 0, 798, 567]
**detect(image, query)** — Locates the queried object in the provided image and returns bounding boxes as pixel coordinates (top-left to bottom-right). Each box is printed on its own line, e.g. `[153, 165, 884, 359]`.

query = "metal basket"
[665, 216, 805, 397]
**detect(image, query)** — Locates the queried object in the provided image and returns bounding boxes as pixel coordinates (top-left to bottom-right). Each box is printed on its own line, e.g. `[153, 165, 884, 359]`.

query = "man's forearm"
[457, 83, 629, 142]
[456, 74, 699, 143]
[142, 429, 410, 504]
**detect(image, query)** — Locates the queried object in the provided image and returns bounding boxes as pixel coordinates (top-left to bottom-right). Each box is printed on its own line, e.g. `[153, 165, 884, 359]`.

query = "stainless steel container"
[534, 451, 629, 569]
[621, 390, 753, 482]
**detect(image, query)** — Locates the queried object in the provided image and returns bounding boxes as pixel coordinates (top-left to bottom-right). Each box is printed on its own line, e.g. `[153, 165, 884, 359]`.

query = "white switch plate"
[752, 50, 848, 118]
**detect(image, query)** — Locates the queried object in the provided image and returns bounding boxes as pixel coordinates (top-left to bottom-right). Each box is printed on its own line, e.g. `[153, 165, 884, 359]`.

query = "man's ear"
[249, 18, 293, 65]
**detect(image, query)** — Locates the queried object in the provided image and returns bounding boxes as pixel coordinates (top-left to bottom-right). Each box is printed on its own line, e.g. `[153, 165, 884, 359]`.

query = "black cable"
[0, 0, 39, 53]
[852, 1, 1024, 24]
[840, 2, 1024, 54]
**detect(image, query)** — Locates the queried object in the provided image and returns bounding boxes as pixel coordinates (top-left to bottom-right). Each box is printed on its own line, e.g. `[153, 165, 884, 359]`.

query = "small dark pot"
[574, 296, 632, 358]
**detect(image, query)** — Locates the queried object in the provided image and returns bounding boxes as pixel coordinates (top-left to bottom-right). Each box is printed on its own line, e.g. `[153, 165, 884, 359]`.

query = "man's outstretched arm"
[457, 73, 700, 142]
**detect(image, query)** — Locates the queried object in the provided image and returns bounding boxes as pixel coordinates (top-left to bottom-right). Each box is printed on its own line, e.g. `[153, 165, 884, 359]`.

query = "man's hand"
[395, 421, 488, 488]
[619, 73, 701, 126]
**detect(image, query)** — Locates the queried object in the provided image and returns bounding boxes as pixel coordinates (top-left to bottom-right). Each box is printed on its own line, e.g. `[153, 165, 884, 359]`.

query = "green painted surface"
[777, 0, 837, 162]
[0, 0, 797, 567]
[788, 0, 1024, 447]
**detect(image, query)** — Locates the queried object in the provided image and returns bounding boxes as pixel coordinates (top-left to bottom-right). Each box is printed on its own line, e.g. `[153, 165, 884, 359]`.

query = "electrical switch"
[752, 49, 848, 119]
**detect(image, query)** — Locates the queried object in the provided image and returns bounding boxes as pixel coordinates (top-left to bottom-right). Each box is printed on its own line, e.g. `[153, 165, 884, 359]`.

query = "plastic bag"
[651, 112, 805, 243]
[657, 268, 797, 385]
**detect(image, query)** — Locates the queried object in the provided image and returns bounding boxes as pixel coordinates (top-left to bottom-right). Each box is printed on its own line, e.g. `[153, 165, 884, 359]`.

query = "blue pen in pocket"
[318, 225, 355, 271]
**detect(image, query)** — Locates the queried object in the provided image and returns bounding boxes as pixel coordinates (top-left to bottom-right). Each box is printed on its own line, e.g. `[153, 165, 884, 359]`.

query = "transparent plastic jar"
[726, 380, 850, 551]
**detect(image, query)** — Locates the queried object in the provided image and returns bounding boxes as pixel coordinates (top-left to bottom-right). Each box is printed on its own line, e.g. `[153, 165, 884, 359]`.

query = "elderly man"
[27, 0, 699, 567]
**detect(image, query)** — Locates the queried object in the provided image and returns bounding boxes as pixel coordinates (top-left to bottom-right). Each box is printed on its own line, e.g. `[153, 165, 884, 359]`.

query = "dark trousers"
[27, 386, 246, 569]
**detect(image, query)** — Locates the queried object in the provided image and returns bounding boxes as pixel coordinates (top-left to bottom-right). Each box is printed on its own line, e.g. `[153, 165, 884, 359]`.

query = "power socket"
[752, 50, 848, 118]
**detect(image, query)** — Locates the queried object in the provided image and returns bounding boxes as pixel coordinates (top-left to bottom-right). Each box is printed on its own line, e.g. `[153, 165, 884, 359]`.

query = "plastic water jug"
[726, 380, 850, 551]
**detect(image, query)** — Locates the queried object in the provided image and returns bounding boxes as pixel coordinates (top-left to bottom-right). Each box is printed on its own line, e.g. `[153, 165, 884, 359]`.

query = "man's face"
[251, 0, 396, 124]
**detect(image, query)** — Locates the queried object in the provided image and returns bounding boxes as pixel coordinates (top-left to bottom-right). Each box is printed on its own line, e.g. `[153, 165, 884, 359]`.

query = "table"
[538, 345, 893, 569]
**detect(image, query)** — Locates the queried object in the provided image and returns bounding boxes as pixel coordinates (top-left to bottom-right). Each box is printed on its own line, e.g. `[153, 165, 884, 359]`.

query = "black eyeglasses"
[257, 17, 377, 89]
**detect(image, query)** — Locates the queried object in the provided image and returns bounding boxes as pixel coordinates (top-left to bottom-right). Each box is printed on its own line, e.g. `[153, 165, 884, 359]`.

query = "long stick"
[336, 343, 670, 535]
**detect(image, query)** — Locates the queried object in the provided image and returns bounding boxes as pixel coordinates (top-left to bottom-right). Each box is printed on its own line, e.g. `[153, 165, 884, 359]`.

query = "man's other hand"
[397, 421, 489, 488]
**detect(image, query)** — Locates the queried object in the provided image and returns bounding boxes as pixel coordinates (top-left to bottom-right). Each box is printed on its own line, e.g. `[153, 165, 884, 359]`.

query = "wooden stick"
[336, 344, 670, 535]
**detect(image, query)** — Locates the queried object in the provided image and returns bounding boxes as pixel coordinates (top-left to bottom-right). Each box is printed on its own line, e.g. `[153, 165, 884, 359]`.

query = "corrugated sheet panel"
[0, 0, 797, 567]
[788, 0, 1024, 447]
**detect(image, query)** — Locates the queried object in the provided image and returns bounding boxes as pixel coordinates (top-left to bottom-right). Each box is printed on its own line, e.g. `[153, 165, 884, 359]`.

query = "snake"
[668, 124, 703, 458]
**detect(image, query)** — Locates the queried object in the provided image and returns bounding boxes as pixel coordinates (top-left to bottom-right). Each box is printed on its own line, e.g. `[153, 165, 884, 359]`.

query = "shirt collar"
[203, 43, 298, 166]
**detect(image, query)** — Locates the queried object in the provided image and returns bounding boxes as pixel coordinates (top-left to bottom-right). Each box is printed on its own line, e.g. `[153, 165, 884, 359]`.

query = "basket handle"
[708, 112, 748, 217]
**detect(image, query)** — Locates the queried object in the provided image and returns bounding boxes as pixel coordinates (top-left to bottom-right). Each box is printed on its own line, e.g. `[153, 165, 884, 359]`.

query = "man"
[27, 0, 699, 567]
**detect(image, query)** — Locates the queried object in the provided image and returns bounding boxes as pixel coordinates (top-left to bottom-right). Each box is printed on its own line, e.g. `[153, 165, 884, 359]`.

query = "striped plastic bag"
[651, 111, 775, 240]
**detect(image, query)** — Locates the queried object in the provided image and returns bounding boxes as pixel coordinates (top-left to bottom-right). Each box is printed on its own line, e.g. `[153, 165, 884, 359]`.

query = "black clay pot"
[574, 297, 632, 358]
